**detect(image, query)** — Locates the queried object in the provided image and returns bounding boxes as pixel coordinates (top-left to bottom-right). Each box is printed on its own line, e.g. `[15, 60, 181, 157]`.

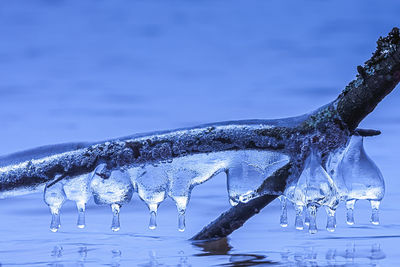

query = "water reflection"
[193, 238, 386, 266]
[193, 238, 276, 266]
[19, 240, 386, 266]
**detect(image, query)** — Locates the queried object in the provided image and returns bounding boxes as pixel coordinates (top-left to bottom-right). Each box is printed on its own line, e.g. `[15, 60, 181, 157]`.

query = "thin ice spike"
[295, 204, 304, 230]
[279, 196, 288, 227]
[178, 211, 186, 232]
[50, 207, 61, 232]
[76, 202, 86, 229]
[111, 203, 121, 232]
[370, 200, 381, 225]
[326, 207, 336, 232]
[308, 205, 318, 234]
[346, 199, 356, 225]
[148, 203, 158, 230]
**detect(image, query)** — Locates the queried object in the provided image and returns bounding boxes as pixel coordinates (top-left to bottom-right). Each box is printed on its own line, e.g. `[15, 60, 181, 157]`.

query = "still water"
[0, 0, 400, 266]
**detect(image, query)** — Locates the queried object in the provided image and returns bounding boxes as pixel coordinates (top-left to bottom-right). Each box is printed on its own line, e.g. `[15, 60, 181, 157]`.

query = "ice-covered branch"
[191, 27, 400, 240]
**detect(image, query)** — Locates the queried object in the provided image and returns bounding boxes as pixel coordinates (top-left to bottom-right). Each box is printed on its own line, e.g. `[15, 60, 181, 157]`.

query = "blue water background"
[0, 1, 400, 265]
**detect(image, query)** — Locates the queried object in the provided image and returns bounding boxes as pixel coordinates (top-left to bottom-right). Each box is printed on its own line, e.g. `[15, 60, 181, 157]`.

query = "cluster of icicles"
[278, 135, 385, 234]
[44, 146, 290, 233]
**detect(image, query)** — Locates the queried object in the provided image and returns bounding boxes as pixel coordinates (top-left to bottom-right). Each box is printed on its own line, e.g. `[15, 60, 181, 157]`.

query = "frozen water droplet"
[90, 164, 134, 231]
[111, 203, 121, 232]
[294, 204, 304, 230]
[134, 165, 168, 230]
[178, 212, 186, 232]
[339, 136, 385, 224]
[63, 174, 91, 229]
[346, 199, 356, 225]
[44, 181, 66, 232]
[308, 205, 318, 234]
[76, 201, 86, 229]
[278, 196, 288, 227]
[148, 204, 158, 230]
[293, 147, 340, 234]
[227, 151, 290, 205]
[370, 200, 381, 225]
[325, 206, 336, 232]
[304, 209, 310, 226]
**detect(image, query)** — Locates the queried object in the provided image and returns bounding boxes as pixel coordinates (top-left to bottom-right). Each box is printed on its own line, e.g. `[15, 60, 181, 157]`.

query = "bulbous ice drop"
[44, 181, 66, 232]
[167, 168, 198, 232]
[135, 165, 168, 230]
[278, 196, 288, 227]
[293, 147, 339, 234]
[63, 174, 91, 229]
[346, 199, 356, 225]
[226, 151, 290, 205]
[90, 164, 134, 231]
[339, 135, 385, 225]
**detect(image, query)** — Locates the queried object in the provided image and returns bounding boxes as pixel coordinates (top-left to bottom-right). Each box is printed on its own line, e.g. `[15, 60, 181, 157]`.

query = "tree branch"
[191, 27, 400, 240]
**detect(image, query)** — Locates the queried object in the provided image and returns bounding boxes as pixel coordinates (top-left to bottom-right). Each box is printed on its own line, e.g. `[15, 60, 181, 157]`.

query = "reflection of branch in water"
[192, 238, 386, 266]
[193, 238, 276, 266]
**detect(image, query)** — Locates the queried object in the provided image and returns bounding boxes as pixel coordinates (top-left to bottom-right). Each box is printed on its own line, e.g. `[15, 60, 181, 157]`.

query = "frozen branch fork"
[0, 28, 399, 239]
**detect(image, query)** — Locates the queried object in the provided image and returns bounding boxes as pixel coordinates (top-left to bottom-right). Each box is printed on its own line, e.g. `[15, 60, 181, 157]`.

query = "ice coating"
[133, 164, 168, 230]
[90, 164, 134, 231]
[226, 151, 290, 205]
[293, 147, 339, 233]
[63, 174, 91, 228]
[339, 135, 385, 225]
[44, 181, 66, 232]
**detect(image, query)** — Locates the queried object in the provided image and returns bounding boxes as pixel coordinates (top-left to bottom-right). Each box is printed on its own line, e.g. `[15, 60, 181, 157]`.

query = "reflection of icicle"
[339, 136, 385, 225]
[90, 164, 134, 231]
[227, 151, 290, 205]
[63, 174, 91, 229]
[294, 147, 339, 234]
[44, 181, 66, 232]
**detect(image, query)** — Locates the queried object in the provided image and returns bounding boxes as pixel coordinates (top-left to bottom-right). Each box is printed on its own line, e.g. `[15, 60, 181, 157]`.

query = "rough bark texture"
[191, 27, 400, 240]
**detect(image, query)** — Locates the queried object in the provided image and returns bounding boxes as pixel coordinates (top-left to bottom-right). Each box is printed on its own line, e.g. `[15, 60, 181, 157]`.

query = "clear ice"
[44, 181, 66, 232]
[293, 147, 339, 233]
[226, 151, 290, 205]
[90, 164, 134, 231]
[339, 135, 385, 225]
[132, 164, 168, 230]
[63, 174, 91, 228]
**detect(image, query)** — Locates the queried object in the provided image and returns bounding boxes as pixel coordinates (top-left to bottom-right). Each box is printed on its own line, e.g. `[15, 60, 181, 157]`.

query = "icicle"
[227, 151, 290, 205]
[63, 174, 91, 229]
[90, 164, 134, 232]
[346, 199, 356, 225]
[325, 206, 336, 232]
[339, 135, 385, 225]
[44, 181, 66, 232]
[294, 204, 304, 230]
[135, 165, 168, 230]
[148, 203, 158, 230]
[293, 146, 339, 234]
[167, 167, 200, 232]
[278, 196, 288, 227]
[76, 201, 86, 229]
[111, 203, 121, 232]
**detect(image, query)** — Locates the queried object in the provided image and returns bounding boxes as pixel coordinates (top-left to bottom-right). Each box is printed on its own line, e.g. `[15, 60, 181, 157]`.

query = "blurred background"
[0, 1, 399, 266]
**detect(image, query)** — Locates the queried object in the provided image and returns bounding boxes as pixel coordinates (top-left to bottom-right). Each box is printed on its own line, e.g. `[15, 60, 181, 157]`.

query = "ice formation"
[44, 180, 66, 232]
[90, 164, 134, 231]
[338, 135, 385, 225]
[279, 134, 385, 233]
[293, 147, 339, 233]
